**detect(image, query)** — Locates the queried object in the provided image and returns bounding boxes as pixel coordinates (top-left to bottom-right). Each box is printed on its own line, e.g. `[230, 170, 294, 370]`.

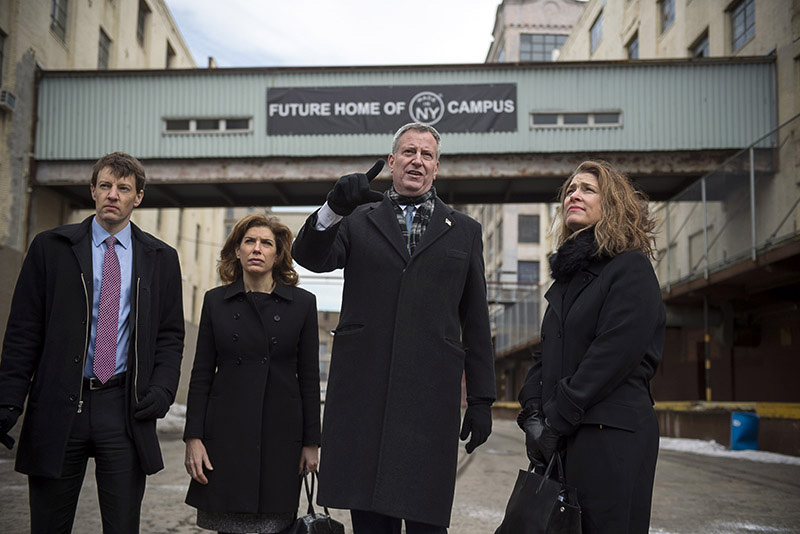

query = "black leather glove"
[134, 386, 172, 420]
[326, 160, 385, 216]
[519, 408, 561, 465]
[0, 405, 21, 450]
[459, 402, 492, 454]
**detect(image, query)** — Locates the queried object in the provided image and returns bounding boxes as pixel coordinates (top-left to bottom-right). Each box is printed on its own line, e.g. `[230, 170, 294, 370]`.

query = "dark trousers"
[350, 510, 447, 534]
[28, 382, 146, 534]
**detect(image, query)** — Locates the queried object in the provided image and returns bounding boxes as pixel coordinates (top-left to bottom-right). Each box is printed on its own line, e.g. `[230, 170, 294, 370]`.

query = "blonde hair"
[218, 214, 299, 285]
[553, 160, 656, 258]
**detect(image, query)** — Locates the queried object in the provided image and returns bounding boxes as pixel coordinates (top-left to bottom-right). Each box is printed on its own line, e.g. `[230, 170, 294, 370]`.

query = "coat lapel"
[367, 198, 409, 261]
[544, 280, 567, 323]
[411, 198, 453, 258]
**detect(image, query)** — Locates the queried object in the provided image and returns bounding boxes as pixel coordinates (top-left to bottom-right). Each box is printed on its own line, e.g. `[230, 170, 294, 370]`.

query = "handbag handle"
[530, 452, 566, 494]
[301, 470, 334, 517]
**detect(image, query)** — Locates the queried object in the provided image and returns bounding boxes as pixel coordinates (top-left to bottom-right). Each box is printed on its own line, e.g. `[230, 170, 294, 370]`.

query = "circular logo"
[408, 91, 445, 125]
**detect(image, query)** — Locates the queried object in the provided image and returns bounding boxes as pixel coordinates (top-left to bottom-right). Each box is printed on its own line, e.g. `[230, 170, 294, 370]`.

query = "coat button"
[572, 414, 580, 421]
[233, 313, 240, 320]
[69, 394, 77, 402]
[236, 357, 242, 365]
[557, 331, 562, 338]
[273, 315, 280, 322]
[74, 356, 81, 363]
[261, 357, 267, 363]
[81, 318, 86, 325]
[541, 334, 545, 341]
[271, 337, 278, 345]
[238, 296, 244, 302]
[232, 333, 239, 342]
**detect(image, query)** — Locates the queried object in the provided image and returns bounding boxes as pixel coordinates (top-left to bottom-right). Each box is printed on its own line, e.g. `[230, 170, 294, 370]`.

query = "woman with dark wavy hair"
[517, 160, 665, 534]
[183, 214, 320, 534]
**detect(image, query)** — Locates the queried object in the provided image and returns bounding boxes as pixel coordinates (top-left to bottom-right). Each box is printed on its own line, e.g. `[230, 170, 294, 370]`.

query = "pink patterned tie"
[94, 236, 120, 383]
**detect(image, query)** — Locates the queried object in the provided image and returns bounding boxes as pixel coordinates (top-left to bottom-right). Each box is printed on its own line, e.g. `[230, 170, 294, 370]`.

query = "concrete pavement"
[2, 418, 800, 533]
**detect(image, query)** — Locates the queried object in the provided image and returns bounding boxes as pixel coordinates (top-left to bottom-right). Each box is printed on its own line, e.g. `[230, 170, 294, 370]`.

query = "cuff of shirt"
[315, 202, 344, 230]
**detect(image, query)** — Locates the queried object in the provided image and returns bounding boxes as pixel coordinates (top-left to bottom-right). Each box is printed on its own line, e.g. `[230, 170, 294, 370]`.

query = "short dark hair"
[91, 152, 146, 193]
[392, 122, 441, 160]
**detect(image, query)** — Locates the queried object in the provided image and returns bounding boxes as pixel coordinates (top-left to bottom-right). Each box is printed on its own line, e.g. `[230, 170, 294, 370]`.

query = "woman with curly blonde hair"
[517, 160, 665, 534]
[183, 214, 320, 534]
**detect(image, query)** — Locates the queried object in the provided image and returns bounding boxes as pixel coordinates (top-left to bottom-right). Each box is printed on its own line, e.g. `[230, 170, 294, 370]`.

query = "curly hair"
[553, 160, 656, 258]
[217, 214, 299, 286]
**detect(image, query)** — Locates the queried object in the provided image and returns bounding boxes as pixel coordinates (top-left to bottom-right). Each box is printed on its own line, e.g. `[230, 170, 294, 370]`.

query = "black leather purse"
[495, 453, 582, 534]
[291, 471, 345, 534]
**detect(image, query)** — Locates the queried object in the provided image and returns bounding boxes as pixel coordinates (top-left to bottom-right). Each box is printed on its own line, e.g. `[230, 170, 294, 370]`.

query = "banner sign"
[266, 84, 517, 135]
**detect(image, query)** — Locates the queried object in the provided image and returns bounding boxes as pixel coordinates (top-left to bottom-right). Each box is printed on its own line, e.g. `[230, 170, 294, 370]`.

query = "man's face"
[388, 130, 439, 197]
[91, 167, 143, 233]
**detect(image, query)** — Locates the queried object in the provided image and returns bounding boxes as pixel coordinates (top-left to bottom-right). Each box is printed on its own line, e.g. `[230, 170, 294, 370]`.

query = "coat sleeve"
[291, 210, 349, 273]
[518, 351, 543, 410]
[0, 235, 48, 409]
[296, 292, 321, 446]
[459, 225, 496, 402]
[148, 247, 185, 399]
[183, 292, 216, 440]
[543, 252, 664, 435]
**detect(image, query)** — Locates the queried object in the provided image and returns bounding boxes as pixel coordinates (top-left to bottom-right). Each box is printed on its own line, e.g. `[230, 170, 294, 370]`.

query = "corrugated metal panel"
[35, 60, 776, 160]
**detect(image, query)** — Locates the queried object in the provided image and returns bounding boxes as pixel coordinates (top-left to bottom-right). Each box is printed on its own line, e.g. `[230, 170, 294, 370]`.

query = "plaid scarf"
[387, 185, 436, 255]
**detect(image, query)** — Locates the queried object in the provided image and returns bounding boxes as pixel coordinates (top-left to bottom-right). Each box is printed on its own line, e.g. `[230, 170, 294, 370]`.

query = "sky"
[163, 0, 503, 310]
[165, 0, 503, 68]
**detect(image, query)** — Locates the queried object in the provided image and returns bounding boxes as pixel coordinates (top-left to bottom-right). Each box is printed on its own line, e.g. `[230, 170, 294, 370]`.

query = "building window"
[627, 33, 639, 59]
[50, 0, 69, 42]
[531, 111, 622, 129]
[590, 11, 603, 54]
[518, 215, 540, 244]
[730, 0, 755, 52]
[660, 0, 675, 33]
[520, 33, 568, 62]
[163, 117, 253, 135]
[98, 29, 111, 70]
[166, 41, 176, 68]
[137, 0, 150, 47]
[497, 44, 505, 63]
[518, 261, 540, 284]
[691, 30, 710, 57]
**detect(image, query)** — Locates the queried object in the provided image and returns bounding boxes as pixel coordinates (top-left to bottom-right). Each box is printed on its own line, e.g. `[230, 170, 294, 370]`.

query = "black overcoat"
[0, 216, 185, 477]
[519, 249, 666, 533]
[183, 279, 320, 514]
[292, 196, 495, 527]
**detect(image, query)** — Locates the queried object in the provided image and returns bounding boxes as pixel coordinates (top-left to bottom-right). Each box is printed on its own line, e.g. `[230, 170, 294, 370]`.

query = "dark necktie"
[405, 206, 416, 253]
[94, 236, 120, 383]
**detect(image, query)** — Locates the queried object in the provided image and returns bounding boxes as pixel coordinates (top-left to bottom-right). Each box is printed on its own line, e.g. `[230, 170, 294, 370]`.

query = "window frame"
[590, 10, 603, 54]
[660, 0, 676, 34]
[730, 0, 755, 52]
[137, 0, 151, 47]
[98, 28, 112, 70]
[163, 117, 254, 135]
[627, 33, 639, 60]
[530, 111, 623, 129]
[50, 0, 69, 43]
[518, 214, 540, 244]
[690, 29, 710, 58]
[519, 33, 568, 62]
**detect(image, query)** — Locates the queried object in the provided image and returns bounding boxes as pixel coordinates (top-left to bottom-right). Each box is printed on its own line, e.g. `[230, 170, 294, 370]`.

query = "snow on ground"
[659, 437, 800, 465]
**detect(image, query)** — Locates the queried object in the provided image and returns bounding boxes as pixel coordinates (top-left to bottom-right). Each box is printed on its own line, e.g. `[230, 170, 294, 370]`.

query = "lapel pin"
[445, 218, 452, 226]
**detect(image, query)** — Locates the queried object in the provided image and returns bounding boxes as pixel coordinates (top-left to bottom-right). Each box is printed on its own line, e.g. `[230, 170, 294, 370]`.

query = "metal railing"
[653, 113, 800, 290]
[487, 281, 541, 357]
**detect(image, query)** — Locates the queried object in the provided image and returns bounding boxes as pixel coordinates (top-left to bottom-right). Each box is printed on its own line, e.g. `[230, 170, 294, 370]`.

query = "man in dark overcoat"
[0, 152, 185, 533]
[292, 122, 495, 533]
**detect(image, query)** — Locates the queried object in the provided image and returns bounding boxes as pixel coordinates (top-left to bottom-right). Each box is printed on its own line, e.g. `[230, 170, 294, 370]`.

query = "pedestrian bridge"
[33, 57, 776, 208]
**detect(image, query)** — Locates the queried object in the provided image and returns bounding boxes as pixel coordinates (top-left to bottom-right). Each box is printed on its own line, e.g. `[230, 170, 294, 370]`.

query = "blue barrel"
[730, 411, 759, 450]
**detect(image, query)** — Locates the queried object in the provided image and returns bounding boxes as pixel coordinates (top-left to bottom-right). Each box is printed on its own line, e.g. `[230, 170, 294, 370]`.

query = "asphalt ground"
[2, 419, 799, 533]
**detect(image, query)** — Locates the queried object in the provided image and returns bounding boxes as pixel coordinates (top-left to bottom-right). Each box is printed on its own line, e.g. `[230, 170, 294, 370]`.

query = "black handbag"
[291, 471, 345, 534]
[495, 453, 582, 534]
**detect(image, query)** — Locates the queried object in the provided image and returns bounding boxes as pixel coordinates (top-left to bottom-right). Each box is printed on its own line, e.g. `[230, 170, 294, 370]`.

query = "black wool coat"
[519, 234, 665, 533]
[184, 279, 320, 514]
[292, 196, 495, 528]
[0, 216, 185, 477]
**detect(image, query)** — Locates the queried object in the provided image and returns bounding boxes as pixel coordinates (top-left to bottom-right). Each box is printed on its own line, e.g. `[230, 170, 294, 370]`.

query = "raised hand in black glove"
[326, 160, 385, 216]
[134, 386, 172, 421]
[459, 401, 492, 454]
[518, 407, 561, 465]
